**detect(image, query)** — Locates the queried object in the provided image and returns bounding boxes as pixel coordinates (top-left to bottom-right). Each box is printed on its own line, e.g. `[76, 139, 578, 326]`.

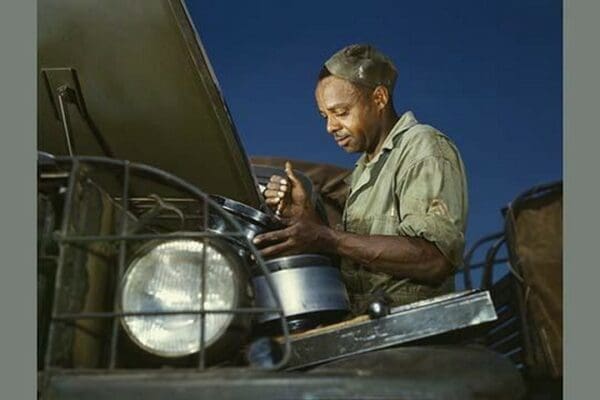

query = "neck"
[365, 109, 399, 161]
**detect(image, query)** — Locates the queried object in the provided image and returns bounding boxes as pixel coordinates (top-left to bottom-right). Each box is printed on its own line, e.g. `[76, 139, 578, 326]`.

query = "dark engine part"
[207, 194, 290, 277]
[208, 195, 282, 242]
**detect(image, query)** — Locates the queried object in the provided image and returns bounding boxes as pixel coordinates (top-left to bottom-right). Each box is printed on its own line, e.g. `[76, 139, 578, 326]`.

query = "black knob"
[367, 301, 390, 319]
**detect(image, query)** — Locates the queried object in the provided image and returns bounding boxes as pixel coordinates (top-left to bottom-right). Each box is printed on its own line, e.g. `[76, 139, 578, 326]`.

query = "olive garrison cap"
[324, 44, 398, 89]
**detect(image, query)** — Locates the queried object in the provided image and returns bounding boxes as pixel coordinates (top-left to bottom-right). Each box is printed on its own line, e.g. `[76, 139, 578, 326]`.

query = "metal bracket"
[42, 68, 114, 158]
[56, 85, 77, 156]
[42, 68, 87, 121]
[283, 290, 497, 370]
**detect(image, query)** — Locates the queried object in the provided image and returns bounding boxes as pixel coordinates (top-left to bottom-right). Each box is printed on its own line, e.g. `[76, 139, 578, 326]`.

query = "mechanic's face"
[315, 76, 380, 154]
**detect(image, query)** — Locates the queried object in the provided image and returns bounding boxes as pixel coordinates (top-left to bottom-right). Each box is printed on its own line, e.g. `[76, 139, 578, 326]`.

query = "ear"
[372, 86, 390, 111]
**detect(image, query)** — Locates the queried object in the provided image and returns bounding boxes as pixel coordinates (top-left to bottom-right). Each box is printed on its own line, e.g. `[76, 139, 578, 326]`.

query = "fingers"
[258, 239, 294, 258]
[266, 181, 288, 192]
[269, 174, 288, 186]
[264, 172, 292, 214]
[265, 197, 280, 206]
[263, 189, 286, 199]
[252, 228, 289, 245]
[252, 222, 302, 256]
[253, 226, 292, 245]
[264, 174, 290, 206]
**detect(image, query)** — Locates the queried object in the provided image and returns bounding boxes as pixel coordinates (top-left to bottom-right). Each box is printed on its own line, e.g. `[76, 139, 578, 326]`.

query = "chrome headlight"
[120, 238, 248, 358]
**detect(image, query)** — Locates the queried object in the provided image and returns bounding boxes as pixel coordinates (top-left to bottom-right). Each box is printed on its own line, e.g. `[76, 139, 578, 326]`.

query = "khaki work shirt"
[341, 111, 468, 313]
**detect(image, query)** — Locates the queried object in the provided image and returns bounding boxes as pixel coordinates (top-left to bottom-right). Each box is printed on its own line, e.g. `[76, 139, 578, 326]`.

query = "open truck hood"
[37, 0, 261, 208]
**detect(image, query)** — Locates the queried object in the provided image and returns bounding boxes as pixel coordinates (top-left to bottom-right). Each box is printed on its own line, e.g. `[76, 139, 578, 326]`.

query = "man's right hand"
[263, 161, 320, 223]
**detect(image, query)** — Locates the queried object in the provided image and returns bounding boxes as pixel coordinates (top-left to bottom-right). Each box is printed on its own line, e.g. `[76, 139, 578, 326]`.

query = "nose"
[326, 116, 342, 134]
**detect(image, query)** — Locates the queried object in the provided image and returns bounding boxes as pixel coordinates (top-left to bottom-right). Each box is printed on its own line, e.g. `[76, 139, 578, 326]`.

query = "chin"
[343, 147, 360, 154]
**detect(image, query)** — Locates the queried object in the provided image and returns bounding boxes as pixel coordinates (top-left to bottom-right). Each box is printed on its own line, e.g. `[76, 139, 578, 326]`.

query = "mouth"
[335, 135, 351, 147]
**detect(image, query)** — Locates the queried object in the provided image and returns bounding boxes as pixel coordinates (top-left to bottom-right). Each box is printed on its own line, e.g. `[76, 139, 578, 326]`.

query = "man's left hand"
[252, 218, 335, 257]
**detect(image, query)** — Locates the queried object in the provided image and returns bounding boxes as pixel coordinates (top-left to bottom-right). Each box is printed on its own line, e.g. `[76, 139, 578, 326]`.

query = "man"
[253, 44, 468, 314]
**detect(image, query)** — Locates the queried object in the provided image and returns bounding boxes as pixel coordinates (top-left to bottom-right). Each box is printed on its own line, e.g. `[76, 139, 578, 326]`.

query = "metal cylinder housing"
[252, 255, 350, 327]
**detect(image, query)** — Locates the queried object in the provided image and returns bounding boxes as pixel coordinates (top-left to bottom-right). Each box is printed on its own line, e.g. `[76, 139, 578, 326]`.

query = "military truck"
[37, 1, 562, 398]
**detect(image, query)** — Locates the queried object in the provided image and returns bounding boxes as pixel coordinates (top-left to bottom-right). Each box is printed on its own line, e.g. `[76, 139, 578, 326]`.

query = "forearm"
[255, 220, 454, 285]
[326, 229, 453, 285]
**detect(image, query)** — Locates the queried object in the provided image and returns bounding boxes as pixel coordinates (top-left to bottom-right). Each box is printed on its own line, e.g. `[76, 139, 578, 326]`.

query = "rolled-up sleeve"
[396, 156, 467, 268]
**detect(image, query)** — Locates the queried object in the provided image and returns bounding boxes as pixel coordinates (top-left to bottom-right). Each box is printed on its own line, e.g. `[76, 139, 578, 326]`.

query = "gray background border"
[564, 0, 599, 396]
[0, 0, 36, 398]
[0, 0, 597, 397]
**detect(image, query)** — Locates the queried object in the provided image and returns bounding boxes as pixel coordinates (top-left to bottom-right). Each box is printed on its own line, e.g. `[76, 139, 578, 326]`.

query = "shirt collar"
[355, 111, 419, 167]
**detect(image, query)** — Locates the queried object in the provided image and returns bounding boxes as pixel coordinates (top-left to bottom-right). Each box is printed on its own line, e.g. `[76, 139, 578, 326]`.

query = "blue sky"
[185, 0, 562, 275]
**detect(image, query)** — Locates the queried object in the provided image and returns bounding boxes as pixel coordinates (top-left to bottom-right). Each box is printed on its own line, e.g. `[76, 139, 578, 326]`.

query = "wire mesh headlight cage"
[38, 155, 292, 375]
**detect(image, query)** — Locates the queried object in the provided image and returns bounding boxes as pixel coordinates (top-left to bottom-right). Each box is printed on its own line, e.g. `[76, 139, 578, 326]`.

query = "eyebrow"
[322, 102, 352, 113]
[317, 100, 354, 115]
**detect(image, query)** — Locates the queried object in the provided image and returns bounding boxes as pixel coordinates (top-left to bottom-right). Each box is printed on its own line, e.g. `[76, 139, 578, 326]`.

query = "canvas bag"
[504, 182, 562, 378]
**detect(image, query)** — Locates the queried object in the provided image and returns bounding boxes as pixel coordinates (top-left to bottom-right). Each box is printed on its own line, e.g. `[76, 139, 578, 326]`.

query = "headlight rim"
[118, 235, 248, 358]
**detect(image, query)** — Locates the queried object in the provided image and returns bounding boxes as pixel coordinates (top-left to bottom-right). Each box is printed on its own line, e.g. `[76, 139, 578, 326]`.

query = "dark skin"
[254, 76, 453, 285]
